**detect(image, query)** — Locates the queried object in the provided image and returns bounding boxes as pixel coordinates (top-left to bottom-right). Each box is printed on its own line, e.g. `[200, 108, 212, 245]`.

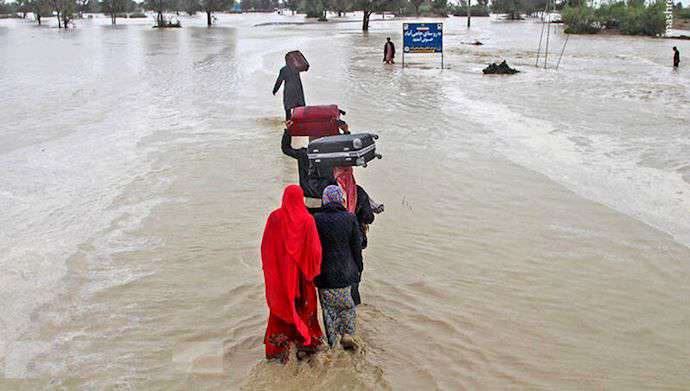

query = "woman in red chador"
[261, 185, 323, 362]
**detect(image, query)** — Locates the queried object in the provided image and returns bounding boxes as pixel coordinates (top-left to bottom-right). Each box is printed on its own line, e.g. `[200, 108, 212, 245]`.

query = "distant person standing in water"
[261, 185, 323, 362]
[673, 47, 680, 68]
[383, 37, 396, 64]
[273, 56, 306, 120]
[314, 185, 362, 350]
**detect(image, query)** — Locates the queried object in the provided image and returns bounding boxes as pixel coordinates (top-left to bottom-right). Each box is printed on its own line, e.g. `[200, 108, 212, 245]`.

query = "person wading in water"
[273, 56, 306, 120]
[313, 185, 362, 350]
[261, 185, 323, 362]
[673, 47, 680, 68]
[383, 37, 396, 64]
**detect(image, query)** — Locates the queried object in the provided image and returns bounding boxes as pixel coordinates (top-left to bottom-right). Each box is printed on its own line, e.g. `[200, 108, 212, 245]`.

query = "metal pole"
[402, 25, 405, 68]
[543, 1, 551, 70]
[467, 0, 471, 28]
[555, 33, 569, 70]
[535, 2, 548, 67]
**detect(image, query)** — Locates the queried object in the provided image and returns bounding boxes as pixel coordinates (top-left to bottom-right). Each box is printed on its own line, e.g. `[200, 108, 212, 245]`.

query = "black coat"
[355, 185, 375, 249]
[273, 65, 306, 112]
[281, 131, 336, 199]
[313, 203, 363, 289]
[674, 50, 680, 67]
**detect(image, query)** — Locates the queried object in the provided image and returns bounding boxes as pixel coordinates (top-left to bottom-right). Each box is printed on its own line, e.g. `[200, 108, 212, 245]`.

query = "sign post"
[665, 0, 673, 36]
[402, 23, 444, 69]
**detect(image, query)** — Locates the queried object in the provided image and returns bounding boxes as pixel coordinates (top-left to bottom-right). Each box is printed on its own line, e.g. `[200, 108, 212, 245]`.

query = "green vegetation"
[562, 1, 668, 36]
[451, 4, 490, 17]
[673, 4, 690, 19]
[561, 4, 601, 33]
[492, 0, 546, 20]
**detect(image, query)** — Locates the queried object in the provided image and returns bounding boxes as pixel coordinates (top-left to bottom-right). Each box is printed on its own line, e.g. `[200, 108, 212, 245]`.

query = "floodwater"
[1, 12, 689, 390]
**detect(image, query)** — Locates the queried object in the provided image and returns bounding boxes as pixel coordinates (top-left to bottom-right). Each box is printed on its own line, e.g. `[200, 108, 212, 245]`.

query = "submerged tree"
[28, 0, 49, 24]
[356, 0, 392, 30]
[145, 0, 176, 26]
[100, 0, 127, 24]
[200, 0, 232, 25]
[50, 0, 75, 27]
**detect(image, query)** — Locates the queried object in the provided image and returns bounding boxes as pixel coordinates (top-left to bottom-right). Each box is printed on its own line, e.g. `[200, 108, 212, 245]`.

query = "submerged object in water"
[482, 60, 520, 75]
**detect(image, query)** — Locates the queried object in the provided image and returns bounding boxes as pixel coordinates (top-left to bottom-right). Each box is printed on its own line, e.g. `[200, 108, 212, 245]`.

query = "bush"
[452, 4, 490, 16]
[595, 1, 626, 28]
[562, 5, 601, 33]
[619, 2, 665, 36]
[562, 1, 666, 36]
[675, 7, 690, 19]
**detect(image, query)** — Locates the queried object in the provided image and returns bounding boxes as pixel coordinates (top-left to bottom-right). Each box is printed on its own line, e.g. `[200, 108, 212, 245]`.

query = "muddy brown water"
[1, 12, 689, 390]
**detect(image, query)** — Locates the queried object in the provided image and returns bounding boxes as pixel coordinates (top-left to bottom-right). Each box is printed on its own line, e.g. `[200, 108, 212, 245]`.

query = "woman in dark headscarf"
[261, 185, 323, 362]
[272, 56, 306, 120]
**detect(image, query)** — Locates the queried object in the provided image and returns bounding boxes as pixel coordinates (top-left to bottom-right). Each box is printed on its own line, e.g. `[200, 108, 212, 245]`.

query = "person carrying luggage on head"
[273, 53, 307, 120]
[281, 119, 349, 212]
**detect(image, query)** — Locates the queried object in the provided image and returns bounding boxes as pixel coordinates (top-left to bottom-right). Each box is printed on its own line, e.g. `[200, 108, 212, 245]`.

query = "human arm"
[272, 68, 284, 95]
[281, 129, 301, 159]
[356, 186, 375, 225]
[351, 217, 363, 273]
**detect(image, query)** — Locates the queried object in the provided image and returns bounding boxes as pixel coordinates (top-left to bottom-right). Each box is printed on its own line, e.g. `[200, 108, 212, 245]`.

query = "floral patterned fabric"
[318, 287, 357, 347]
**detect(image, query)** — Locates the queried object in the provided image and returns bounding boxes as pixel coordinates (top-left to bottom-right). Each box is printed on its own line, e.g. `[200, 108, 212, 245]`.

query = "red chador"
[261, 185, 323, 361]
[334, 167, 357, 214]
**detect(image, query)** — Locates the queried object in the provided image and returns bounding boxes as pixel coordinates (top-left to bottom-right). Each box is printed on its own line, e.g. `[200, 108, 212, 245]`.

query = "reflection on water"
[1, 13, 689, 390]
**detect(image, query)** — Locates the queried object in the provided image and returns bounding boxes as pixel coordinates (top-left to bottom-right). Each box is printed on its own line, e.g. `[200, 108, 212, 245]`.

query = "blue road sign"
[403, 23, 443, 54]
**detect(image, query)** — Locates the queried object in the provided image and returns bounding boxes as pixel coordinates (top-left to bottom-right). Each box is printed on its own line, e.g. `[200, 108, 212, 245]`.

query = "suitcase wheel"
[375, 153, 383, 160]
[372, 134, 379, 140]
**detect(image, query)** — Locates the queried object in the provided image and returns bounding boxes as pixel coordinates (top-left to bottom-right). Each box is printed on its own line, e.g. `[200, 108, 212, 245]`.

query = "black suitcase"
[308, 133, 381, 168]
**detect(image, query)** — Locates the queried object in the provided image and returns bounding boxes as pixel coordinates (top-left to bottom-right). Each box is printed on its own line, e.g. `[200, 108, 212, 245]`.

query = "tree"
[100, 0, 127, 24]
[302, 0, 320, 17]
[50, 0, 75, 27]
[200, 0, 231, 25]
[285, 0, 298, 13]
[354, 0, 391, 30]
[15, 0, 31, 18]
[28, 0, 49, 24]
[181, 0, 200, 14]
[240, 0, 254, 10]
[331, 0, 350, 16]
[145, 0, 177, 26]
[410, 0, 423, 15]
[431, 0, 447, 15]
[492, 0, 524, 19]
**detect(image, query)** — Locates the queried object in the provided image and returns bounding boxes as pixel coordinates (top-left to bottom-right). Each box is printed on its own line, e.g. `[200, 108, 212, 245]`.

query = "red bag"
[286, 51, 309, 73]
[288, 105, 341, 137]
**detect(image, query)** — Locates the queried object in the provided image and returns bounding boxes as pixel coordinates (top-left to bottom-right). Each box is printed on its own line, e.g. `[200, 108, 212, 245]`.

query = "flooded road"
[1, 12, 689, 389]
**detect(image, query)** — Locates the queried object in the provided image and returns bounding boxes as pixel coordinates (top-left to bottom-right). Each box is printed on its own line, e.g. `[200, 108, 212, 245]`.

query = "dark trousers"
[351, 283, 361, 306]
